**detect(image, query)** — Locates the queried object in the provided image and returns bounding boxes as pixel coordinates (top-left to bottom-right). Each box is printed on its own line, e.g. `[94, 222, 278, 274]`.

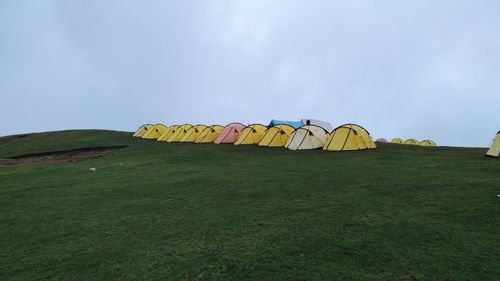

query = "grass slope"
[0, 130, 499, 281]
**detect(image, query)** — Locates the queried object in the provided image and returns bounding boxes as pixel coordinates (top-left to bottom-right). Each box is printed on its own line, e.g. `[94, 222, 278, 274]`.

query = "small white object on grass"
[89, 167, 96, 172]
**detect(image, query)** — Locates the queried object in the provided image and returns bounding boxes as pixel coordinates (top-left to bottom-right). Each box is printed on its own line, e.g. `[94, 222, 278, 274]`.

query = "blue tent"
[268, 119, 303, 128]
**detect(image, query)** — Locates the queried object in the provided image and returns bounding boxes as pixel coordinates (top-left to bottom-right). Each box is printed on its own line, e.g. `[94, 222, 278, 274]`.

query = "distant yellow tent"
[391, 138, 403, 144]
[234, 124, 268, 145]
[420, 140, 436, 146]
[133, 124, 154, 137]
[180, 125, 208, 142]
[132, 124, 147, 137]
[404, 139, 420, 145]
[194, 125, 224, 143]
[286, 125, 329, 150]
[166, 124, 193, 142]
[485, 131, 500, 158]
[157, 125, 178, 142]
[323, 124, 376, 151]
[258, 124, 295, 147]
[142, 124, 168, 139]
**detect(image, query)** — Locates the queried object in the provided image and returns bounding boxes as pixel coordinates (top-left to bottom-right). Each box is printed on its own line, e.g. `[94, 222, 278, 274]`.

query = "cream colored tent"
[485, 131, 500, 158]
[301, 119, 334, 132]
[285, 125, 329, 150]
[194, 125, 224, 143]
[142, 124, 168, 139]
[323, 124, 376, 151]
[234, 124, 268, 145]
[258, 124, 295, 147]
[133, 124, 154, 137]
[420, 140, 437, 147]
[180, 125, 208, 142]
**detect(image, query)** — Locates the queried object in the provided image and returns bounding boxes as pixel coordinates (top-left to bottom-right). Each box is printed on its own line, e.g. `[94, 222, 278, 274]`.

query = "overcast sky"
[1, 1, 499, 147]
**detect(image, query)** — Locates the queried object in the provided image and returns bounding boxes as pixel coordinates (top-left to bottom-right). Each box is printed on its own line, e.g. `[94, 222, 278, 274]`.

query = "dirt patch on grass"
[0, 146, 126, 166]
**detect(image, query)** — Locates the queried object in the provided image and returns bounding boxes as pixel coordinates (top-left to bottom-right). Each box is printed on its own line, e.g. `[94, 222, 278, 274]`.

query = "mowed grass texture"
[0, 130, 499, 281]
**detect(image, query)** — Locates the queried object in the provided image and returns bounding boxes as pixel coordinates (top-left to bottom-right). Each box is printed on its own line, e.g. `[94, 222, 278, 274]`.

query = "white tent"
[301, 119, 334, 132]
[285, 125, 329, 150]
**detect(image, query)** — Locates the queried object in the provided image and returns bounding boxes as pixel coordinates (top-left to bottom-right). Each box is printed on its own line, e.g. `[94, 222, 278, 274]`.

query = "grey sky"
[1, 0, 499, 147]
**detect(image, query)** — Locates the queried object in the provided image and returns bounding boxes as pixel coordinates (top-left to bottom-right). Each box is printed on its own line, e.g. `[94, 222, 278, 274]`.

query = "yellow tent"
[166, 124, 193, 142]
[323, 124, 376, 151]
[420, 140, 436, 146]
[194, 125, 224, 143]
[133, 124, 147, 137]
[142, 124, 168, 139]
[180, 125, 208, 142]
[391, 138, 403, 144]
[486, 131, 500, 158]
[258, 124, 295, 147]
[285, 125, 329, 150]
[404, 139, 420, 145]
[157, 125, 178, 142]
[234, 124, 268, 145]
[133, 124, 154, 137]
[337, 124, 376, 149]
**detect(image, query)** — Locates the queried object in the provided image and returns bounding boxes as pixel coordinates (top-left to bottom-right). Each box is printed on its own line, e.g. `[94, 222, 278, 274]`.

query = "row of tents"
[375, 138, 437, 147]
[133, 119, 435, 152]
[378, 133, 500, 157]
[132, 121, 500, 158]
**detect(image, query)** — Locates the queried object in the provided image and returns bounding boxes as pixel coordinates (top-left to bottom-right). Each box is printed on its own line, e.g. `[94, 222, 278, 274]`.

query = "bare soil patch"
[0, 146, 126, 166]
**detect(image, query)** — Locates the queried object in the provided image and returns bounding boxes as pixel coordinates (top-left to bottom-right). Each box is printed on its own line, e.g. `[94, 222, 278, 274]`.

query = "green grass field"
[0, 130, 499, 281]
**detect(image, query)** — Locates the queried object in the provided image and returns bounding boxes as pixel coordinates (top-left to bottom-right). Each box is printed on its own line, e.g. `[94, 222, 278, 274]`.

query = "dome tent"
[323, 124, 376, 151]
[180, 125, 208, 142]
[133, 124, 154, 137]
[268, 119, 303, 129]
[194, 125, 224, 143]
[158, 125, 179, 141]
[404, 139, 420, 145]
[285, 125, 329, 150]
[485, 131, 500, 158]
[214, 123, 246, 144]
[391, 138, 404, 144]
[420, 140, 436, 147]
[301, 119, 334, 132]
[258, 124, 295, 147]
[376, 138, 388, 143]
[166, 124, 193, 142]
[234, 124, 268, 145]
[142, 124, 168, 139]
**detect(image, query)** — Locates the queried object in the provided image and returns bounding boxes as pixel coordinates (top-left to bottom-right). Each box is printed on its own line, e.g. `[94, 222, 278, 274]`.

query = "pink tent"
[376, 138, 388, 143]
[214, 123, 245, 144]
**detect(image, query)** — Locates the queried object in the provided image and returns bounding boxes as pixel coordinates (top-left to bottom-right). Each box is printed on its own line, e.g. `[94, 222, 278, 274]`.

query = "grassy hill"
[0, 130, 498, 281]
